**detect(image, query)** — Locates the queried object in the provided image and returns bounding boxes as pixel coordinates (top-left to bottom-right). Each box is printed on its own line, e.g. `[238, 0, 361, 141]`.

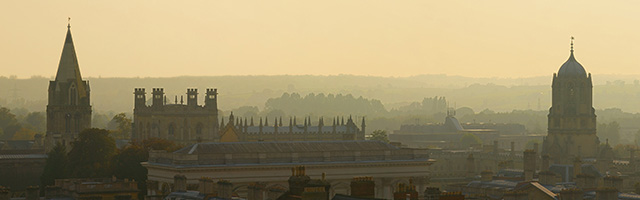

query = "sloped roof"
[174, 140, 398, 155]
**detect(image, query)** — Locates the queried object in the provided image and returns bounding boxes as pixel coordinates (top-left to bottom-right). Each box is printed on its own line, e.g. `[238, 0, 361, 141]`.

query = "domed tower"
[543, 37, 599, 163]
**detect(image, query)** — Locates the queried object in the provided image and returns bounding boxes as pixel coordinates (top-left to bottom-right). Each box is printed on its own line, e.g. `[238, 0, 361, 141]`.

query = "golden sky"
[1, 0, 639, 78]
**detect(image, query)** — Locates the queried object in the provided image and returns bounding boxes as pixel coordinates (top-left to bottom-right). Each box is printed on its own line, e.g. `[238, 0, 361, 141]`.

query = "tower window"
[168, 123, 175, 136]
[196, 123, 203, 135]
[69, 84, 77, 105]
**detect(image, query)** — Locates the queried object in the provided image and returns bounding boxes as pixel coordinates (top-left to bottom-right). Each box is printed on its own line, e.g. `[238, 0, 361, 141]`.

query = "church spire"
[55, 19, 87, 98]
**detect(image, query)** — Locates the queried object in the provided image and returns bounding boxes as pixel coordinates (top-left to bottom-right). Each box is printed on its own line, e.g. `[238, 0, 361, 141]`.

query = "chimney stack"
[350, 177, 375, 198]
[25, 186, 39, 200]
[217, 180, 233, 199]
[199, 177, 214, 194]
[523, 149, 536, 182]
[174, 175, 187, 192]
[248, 182, 266, 200]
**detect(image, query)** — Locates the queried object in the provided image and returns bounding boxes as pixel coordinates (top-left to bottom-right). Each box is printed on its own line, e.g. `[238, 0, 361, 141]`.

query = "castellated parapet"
[132, 88, 219, 144]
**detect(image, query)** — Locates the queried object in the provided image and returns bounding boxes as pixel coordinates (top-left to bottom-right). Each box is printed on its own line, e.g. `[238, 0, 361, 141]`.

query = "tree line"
[41, 128, 182, 199]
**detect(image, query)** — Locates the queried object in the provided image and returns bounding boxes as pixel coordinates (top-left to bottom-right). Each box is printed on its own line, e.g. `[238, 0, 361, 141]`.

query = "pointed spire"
[265, 117, 269, 126]
[259, 117, 263, 126]
[293, 117, 297, 126]
[250, 117, 254, 126]
[56, 19, 87, 98]
[279, 117, 283, 126]
[220, 118, 225, 128]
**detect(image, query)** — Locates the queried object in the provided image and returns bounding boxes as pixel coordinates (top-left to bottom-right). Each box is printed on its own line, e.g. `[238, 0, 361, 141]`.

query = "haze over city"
[5, 1, 640, 200]
[2, 0, 640, 78]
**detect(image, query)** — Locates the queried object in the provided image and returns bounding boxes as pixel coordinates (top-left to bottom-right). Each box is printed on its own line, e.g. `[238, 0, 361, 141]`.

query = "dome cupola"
[557, 37, 587, 77]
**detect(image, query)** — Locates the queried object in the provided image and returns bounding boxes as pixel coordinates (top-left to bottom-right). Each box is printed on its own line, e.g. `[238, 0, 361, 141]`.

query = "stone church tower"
[45, 22, 92, 151]
[542, 38, 599, 163]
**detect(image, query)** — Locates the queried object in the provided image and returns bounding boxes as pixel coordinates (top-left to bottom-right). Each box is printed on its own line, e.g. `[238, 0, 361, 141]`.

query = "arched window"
[196, 123, 203, 136]
[65, 114, 72, 133]
[168, 123, 175, 136]
[69, 83, 77, 105]
[146, 122, 151, 139]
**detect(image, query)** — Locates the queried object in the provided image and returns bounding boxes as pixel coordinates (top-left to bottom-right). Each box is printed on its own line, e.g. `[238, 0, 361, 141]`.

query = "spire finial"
[67, 17, 71, 29]
[570, 36, 574, 53]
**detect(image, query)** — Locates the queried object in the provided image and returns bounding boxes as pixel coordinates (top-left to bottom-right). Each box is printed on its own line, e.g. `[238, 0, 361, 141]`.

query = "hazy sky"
[1, 1, 639, 78]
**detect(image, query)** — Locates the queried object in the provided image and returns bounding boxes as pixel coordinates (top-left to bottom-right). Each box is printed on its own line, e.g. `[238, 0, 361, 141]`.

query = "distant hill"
[2, 74, 640, 113]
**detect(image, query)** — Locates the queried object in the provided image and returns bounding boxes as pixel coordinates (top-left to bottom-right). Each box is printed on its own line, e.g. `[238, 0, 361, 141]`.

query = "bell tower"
[45, 21, 92, 151]
[543, 37, 599, 163]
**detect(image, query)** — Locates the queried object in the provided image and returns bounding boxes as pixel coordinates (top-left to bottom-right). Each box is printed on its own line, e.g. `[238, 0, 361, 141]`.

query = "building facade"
[219, 114, 365, 142]
[542, 39, 599, 163]
[45, 23, 92, 151]
[143, 141, 433, 199]
[132, 88, 219, 144]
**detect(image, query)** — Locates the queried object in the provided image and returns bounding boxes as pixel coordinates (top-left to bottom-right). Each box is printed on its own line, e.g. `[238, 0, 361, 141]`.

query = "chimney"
[542, 154, 550, 171]
[45, 186, 62, 199]
[559, 189, 583, 200]
[174, 175, 187, 192]
[595, 187, 618, 200]
[302, 187, 328, 200]
[26, 186, 39, 200]
[152, 88, 164, 107]
[539, 171, 557, 186]
[466, 154, 475, 178]
[523, 149, 536, 182]
[603, 175, 623, 191]
[217, 180, 233, 199]
[350, 177, 375, 198]
[572, 157, 582, 181]
[481, 170, 493, 182]
[423, 187, 440, 200]
[199, 177, 214, 194]
[393, 182, 418, 200]
[248, 182, 266, 200]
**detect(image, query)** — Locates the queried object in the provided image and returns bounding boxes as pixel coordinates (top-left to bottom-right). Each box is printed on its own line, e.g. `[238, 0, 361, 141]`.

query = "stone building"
[542, 38, 600, 163]
[45, 22, 92, 151]
[132, 88, 219, 144]
[218, 113, 365, 142]
[143, 140, 434, 199]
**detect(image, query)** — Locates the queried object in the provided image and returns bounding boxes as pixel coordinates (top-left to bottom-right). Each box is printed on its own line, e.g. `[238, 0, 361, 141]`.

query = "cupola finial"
[570, 36, 574, 53]
[67, 17, 71, 29]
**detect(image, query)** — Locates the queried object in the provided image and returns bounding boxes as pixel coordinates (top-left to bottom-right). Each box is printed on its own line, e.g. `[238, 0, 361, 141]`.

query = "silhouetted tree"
[41, 143, 70, 187]
[108, 113, 132, 140]
[460, 133, 482, 148]
[68, 128, 116, 178]
[112, 138, 183, 199]
[369, 130, 389, 143]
